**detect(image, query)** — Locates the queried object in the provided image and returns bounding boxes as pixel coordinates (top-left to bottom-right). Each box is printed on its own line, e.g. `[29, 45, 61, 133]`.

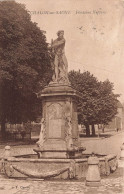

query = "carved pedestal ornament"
[65, 116, 73, 150]
[36, 118, 46, 148]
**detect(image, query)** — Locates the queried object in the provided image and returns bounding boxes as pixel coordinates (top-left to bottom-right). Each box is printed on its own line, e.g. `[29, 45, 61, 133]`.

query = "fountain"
[2, 30, 117, 180]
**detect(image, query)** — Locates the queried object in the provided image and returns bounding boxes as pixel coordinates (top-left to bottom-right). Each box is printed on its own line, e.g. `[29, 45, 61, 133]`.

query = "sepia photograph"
[0, 0, 124, 193]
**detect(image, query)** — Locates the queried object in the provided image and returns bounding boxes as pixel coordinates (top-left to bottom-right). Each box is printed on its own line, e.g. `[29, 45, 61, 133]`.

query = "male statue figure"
[51, 30, 69, 83]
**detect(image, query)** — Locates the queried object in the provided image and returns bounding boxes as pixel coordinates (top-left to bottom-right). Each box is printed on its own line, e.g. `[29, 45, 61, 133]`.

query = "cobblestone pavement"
[0, 175, 123, 194]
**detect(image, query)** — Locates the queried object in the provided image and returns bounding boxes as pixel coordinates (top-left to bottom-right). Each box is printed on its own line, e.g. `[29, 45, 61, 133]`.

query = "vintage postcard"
[0, 0, 124, 193]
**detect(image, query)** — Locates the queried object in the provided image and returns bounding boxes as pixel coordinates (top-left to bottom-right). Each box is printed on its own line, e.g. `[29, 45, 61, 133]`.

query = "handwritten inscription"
[29, 10, 106, 15]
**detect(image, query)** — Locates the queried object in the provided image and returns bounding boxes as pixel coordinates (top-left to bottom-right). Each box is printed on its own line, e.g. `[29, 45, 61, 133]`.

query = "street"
[82, 131, 124, 157]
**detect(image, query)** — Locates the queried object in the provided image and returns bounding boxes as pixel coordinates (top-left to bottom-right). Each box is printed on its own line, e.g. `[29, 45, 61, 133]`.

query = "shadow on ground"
[79, 133, 113, 138]
[0, 139, 37, 148]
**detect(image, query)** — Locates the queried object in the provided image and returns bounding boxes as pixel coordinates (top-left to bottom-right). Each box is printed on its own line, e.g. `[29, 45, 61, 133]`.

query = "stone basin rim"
[5, 153, 117, 163]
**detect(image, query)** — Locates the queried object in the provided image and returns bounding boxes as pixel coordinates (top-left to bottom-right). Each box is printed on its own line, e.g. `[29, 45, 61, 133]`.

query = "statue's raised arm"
[52, 38, 65, 48]
[50, 30, 69, 84]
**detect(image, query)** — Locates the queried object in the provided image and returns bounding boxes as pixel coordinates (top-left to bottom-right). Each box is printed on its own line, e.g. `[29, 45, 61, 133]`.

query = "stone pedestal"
[86, 155, 101, 186]
[4, 146, 11, 158]
[37, 83, 83, 158]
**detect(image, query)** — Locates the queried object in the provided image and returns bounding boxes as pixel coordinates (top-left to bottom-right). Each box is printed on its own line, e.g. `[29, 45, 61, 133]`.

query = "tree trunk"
[102, 127, 104, 133]
[85, 124, 90, 137]
[92, 124, 95, 136]
[1, 117, 6, 140]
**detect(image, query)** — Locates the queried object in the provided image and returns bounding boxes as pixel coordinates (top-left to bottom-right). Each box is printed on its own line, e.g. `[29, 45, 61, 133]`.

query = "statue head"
[57, 30, 64, 39]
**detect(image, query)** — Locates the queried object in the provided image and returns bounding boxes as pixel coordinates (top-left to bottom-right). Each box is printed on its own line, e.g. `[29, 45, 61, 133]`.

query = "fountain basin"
[3, 153, 117, 179]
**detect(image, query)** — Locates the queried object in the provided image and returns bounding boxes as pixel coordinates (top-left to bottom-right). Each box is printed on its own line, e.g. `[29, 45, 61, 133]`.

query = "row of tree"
[68, 71, 119, 136]
[0, 1, 52, 139]
[0, 1, 119, 139]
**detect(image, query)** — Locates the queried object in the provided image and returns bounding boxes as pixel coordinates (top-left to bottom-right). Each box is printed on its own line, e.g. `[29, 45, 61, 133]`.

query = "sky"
[16, 0, 124, 102]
